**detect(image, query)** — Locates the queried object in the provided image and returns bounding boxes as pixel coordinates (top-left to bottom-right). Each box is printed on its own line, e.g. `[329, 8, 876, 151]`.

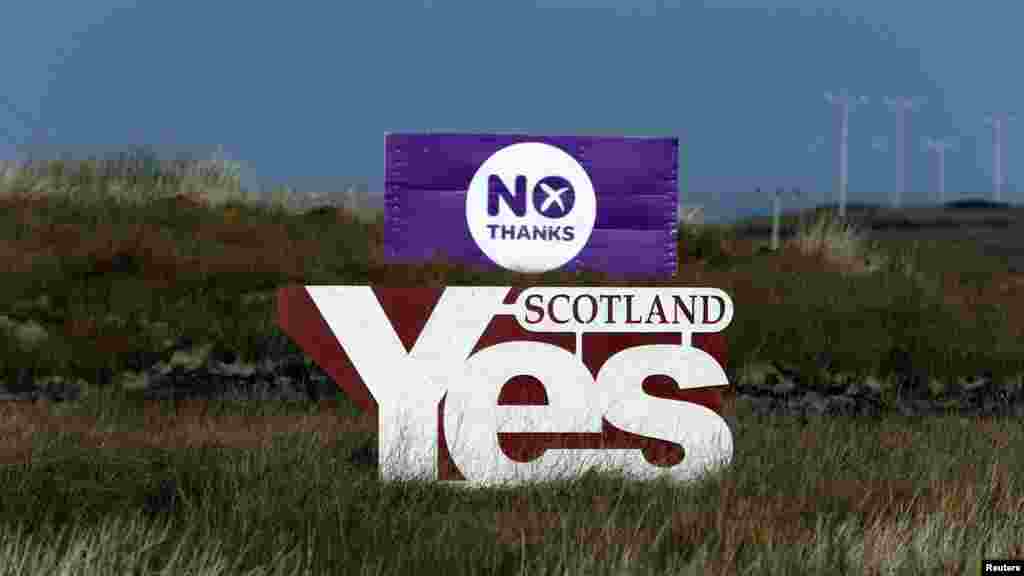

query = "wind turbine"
[884, 97, 925, 208]
[345, 184, 358, 212]
[984, 113, 1016, 202]
[825, 90, 868, 218]
[760, 186, 802, 251]
[923, 137, 958, 204]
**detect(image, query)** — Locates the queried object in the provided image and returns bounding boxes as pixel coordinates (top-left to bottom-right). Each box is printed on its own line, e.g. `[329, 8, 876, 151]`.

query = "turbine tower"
[984, 113, 1016, 202]
[884, 96, 925, 208]
[924, 137, 957, 204]
[807, 136, 826, 207]
[345, 184, 358, 213]
[765, 186, 802, 251]
[825, 90, 868, 218]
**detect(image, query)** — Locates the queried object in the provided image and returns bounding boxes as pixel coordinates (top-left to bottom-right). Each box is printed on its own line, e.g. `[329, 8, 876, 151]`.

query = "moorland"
[0, 152, 1022, 574]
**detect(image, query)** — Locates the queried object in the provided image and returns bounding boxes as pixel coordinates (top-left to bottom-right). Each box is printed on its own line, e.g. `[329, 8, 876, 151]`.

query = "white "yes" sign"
[307, 286, 734, 488]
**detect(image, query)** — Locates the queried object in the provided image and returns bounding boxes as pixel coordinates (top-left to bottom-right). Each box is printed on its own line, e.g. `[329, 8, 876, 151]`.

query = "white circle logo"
[466, 142, 597, 273]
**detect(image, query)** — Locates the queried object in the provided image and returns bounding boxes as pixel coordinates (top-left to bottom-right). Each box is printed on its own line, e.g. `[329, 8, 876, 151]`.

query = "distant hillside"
[943, 198, 1011, 210]
[730, 202, 1023, 237]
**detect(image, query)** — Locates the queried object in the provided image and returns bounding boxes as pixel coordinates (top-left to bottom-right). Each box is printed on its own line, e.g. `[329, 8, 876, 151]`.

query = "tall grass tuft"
[788, 210, 876, 274]
[0, 146, 247, 209]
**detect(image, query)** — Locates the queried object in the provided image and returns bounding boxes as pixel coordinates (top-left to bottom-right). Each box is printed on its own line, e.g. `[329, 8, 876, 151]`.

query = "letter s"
[595, 344, 733, 482]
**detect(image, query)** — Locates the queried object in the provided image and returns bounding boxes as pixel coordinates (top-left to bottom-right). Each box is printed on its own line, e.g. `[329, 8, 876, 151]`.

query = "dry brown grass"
[934, 270, 1024, 340]
[0, 398, 374, 466]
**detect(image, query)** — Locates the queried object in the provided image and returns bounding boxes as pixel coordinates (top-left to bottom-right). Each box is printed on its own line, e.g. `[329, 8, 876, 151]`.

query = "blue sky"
[1, 1, 1020, 222]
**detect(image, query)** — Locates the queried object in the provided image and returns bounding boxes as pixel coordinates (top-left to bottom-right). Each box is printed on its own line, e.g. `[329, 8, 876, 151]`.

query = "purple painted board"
[385, 133, 678, 278]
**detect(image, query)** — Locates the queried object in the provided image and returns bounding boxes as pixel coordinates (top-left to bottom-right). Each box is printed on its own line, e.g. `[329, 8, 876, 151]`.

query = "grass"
[1, 150, 1023, 574]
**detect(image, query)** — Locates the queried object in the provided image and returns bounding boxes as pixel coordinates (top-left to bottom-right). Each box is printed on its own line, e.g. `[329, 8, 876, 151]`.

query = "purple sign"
[385, 133, 678, 278]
